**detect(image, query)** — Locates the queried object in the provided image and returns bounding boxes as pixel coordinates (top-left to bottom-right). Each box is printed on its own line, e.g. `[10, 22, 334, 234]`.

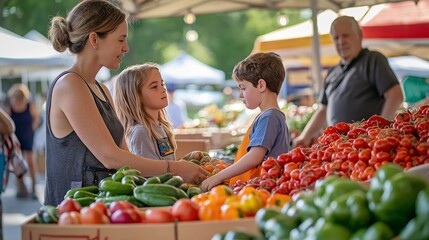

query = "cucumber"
[190, 159, 201, 165]
[112, 171, 125, 182]
[64, 185, 99, 199]
[96, 195, 145, 208]
[122, 169, 142, 176]
[187, 186, 203, 198]
[158, 172, 173, 183]
[134, 193, 177, 207]
[179, 183, 189, 192]
[133, 184, 180, 198]
[143, 176, 161, 185]
[73, 190, 99, 199]
[121, 175, 137, 186]
[164, 176, 184, 188]
[99, 180, 134, 196]
[75, 197, 96, 207]
[117, 165, 130, 172]
[133, 175, 147, 186]
[177, 188, 189, 199]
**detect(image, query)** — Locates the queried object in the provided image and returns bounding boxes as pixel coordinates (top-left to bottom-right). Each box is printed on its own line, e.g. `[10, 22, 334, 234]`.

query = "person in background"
[201, 52, 290, 191]
[6, 83, 40, 199]
[46, 0, 208, 206]
[293, 16, 403, 148]
[166, 83, 188, 128]
[114, 63, 177, 160]
[0, 107, 15, 240]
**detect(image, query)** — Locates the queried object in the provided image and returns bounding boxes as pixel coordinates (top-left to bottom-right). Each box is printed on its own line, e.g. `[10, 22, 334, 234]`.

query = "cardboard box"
[22, 215, 176, 240]
[176, 218, 260, 240]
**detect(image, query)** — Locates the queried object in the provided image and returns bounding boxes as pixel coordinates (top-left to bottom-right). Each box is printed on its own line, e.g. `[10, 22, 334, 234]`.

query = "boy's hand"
[201, 175, 223, 192]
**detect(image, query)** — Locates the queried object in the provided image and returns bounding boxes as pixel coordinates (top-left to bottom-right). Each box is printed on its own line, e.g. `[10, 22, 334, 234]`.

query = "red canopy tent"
[361, 0, 429, 59]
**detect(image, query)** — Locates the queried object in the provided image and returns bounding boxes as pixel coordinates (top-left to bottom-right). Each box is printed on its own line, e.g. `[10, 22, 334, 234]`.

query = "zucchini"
[99, 180, 134, 196]
[158, 172, 173, 183]
[164, 176, 184, 188]
[134, 193, 177, 207]
[64, 185, 99, 199]
[133, 184, 180, 198]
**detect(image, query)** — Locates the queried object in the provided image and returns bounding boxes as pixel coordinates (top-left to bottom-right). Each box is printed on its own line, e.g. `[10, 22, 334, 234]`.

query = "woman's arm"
[29, 101, 40, 131]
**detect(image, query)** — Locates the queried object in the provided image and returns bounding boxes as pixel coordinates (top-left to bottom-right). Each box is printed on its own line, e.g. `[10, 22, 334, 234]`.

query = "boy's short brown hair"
[232, 52, 285, 94]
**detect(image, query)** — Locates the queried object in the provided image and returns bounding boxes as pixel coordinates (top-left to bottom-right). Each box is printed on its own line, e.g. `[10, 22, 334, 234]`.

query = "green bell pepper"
[254, 207, 282, 236]
[371, 172, 428, 232]
[282, 191, 320, 223]
[416, 187, 429, 217]
[263, 214, 299, 240]
[324, 189, 373, 231]
[304, 218, 352, 240]
[367, 163, 403, 211]
[350, 222, 394, 240]
[400, 216, 429, 240]
[315, 177, 366, 209]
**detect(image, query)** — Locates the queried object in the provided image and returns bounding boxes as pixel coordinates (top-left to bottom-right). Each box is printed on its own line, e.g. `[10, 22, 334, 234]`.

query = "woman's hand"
[171, 161, 209, 184]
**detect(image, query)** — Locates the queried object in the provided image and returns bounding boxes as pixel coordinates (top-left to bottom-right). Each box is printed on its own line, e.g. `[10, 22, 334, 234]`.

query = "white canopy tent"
[160, 52, 225, 85]
[0, 27, 73, 77]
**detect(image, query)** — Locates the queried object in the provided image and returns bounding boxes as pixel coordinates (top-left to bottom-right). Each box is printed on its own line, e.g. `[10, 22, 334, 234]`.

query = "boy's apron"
[228, 121, 262, 186]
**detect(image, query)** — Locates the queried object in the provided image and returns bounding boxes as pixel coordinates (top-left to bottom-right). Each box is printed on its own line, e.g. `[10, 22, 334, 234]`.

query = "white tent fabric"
[388, 56, 429, 80]
[160, 52, 225, 85]
[0, 27, 73, 76]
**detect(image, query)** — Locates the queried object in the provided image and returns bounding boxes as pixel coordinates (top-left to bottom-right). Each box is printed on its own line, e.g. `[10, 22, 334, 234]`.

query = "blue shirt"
[247, 109, 290, 158]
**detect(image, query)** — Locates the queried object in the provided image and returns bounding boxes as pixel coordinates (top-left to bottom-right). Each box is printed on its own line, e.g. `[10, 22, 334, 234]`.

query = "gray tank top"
[44, 71, 124, 206]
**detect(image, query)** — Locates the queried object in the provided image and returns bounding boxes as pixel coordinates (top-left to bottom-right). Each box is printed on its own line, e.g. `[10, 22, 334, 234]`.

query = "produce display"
[214, 164, 429, 240]
[231, 105, 429, 196]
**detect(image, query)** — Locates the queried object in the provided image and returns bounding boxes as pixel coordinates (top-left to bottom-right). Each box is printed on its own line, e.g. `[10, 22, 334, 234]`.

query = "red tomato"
[260, 178, 277, 191]
[347, 128, 366, 139]
[58, 211, 81, 225]
[373, 139, 390, 153]
[352, 138, 368, 150]
[358, 148, 371, 163]
[144, 208, 175, 223]
[289, 147, 307, 162]
[80, 207, 110, 224]
[89, 202, 109, 216]
[335, 122, 350, 135]
[267, 167, 282, 178]
[111, 209, 142, 224]
[394, 112, 411, 123]
[283, 162, 298, 178]
[261, 157, 279, 172]
[171, 199, 200, 221]
[58, 198, 82, 215]
[109, 201, 138, 214]
[276, 153, 292, 166]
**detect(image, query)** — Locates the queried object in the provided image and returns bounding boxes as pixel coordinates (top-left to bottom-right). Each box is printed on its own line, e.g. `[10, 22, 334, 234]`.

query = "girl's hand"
[201, 175, 223, 192]
[172, 161, 209, 184]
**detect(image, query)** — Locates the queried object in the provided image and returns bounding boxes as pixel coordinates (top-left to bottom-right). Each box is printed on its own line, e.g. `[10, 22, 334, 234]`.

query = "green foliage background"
[1, 0, 307, 77]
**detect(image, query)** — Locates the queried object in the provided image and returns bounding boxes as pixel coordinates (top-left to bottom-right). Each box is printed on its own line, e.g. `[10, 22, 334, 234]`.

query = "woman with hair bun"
[45, 0, 208, 206]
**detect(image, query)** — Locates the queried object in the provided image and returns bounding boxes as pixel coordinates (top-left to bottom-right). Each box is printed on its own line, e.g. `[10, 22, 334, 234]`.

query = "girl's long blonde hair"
[114, 63, 177, 150]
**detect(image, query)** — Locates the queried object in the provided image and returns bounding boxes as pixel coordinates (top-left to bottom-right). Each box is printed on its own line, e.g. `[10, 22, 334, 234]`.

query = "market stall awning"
[119, 0, 409, 19]
[253, 0, 429, 67]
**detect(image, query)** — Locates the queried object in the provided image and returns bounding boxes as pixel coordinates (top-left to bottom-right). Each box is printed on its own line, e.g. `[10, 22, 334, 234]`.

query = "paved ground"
[2, 174, 45, 240]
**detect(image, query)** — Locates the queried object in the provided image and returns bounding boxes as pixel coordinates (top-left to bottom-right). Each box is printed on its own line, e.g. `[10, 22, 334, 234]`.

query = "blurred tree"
[1, 0, 306, 76]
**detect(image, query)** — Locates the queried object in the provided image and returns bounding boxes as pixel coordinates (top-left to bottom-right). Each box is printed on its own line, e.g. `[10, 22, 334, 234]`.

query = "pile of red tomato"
[231, 105, 429, 196]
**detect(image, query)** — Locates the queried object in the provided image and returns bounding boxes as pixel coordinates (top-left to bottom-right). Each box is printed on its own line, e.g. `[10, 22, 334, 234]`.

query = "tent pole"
[310, 0, 323, 96]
